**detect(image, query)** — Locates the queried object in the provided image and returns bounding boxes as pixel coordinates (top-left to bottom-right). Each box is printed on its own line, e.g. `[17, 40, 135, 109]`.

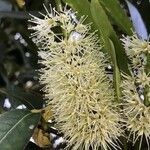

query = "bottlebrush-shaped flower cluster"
[29, 4, 150, 150]
[29, 5, 122, 150]
[121, 33, 150, 149]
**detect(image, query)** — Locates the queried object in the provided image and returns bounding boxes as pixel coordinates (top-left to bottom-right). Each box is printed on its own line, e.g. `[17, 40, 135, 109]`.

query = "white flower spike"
[121, 33, 150, 149]
[29, 5, 122, 150]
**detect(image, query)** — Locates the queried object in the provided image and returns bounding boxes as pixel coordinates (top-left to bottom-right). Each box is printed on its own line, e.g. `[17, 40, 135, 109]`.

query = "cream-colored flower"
[121, 34, 150, 56]
[136, 71, 150, 87]
[121, 33, 150, 68]
[122, 74, 150, 149]
[121, 33, 150, 149]
[29, 5, 122, 150]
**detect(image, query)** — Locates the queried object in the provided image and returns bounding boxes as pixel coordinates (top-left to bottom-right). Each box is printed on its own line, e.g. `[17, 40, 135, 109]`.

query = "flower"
[121, 33, 149, 68]
[136, 70, 150, 87]
[121, 74, 150, 149]
[121, 33, 150, 149]
[29, 5, 122, 150]
[121, 34, 150, 56]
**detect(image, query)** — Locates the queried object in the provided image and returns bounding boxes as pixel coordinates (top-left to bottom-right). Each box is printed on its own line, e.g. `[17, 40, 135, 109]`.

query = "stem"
[55, 0, 62, 11]
[144, 85, 150, 106]
[109, 39, 121, 103]
[55, 0, 68, 40]
[123, 138, 128, 150]
[145, 53, 150, 74]
[144, 52, 150, 106]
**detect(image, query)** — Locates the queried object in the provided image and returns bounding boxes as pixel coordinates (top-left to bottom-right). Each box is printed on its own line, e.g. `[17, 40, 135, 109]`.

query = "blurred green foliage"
[0, 0, 46, 149]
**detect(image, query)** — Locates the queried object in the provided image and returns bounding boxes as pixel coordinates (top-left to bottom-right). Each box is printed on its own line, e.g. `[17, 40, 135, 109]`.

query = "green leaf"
[63, 0, 95, 28]
[99, 0, 133, 35]
[64, 0, 129, 74]
[0, 109, 41, 150]
[62, 0, 130, 102]
[5, 86, 43, 109]
[90, 0, 130, 102]
[90, 0, 129, 74]
[109, 39, 121, 102]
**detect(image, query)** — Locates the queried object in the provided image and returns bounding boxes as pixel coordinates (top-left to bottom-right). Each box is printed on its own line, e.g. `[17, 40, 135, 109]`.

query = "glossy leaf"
[7, 87, 43, 109]
[90, 0, 129, 74]
[0, 87, 43, 110]
[99, 0, 133, 35]
[64, 0, 129, 74]
[90, 0, 129, 102]
[0, 109, 41, 150]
